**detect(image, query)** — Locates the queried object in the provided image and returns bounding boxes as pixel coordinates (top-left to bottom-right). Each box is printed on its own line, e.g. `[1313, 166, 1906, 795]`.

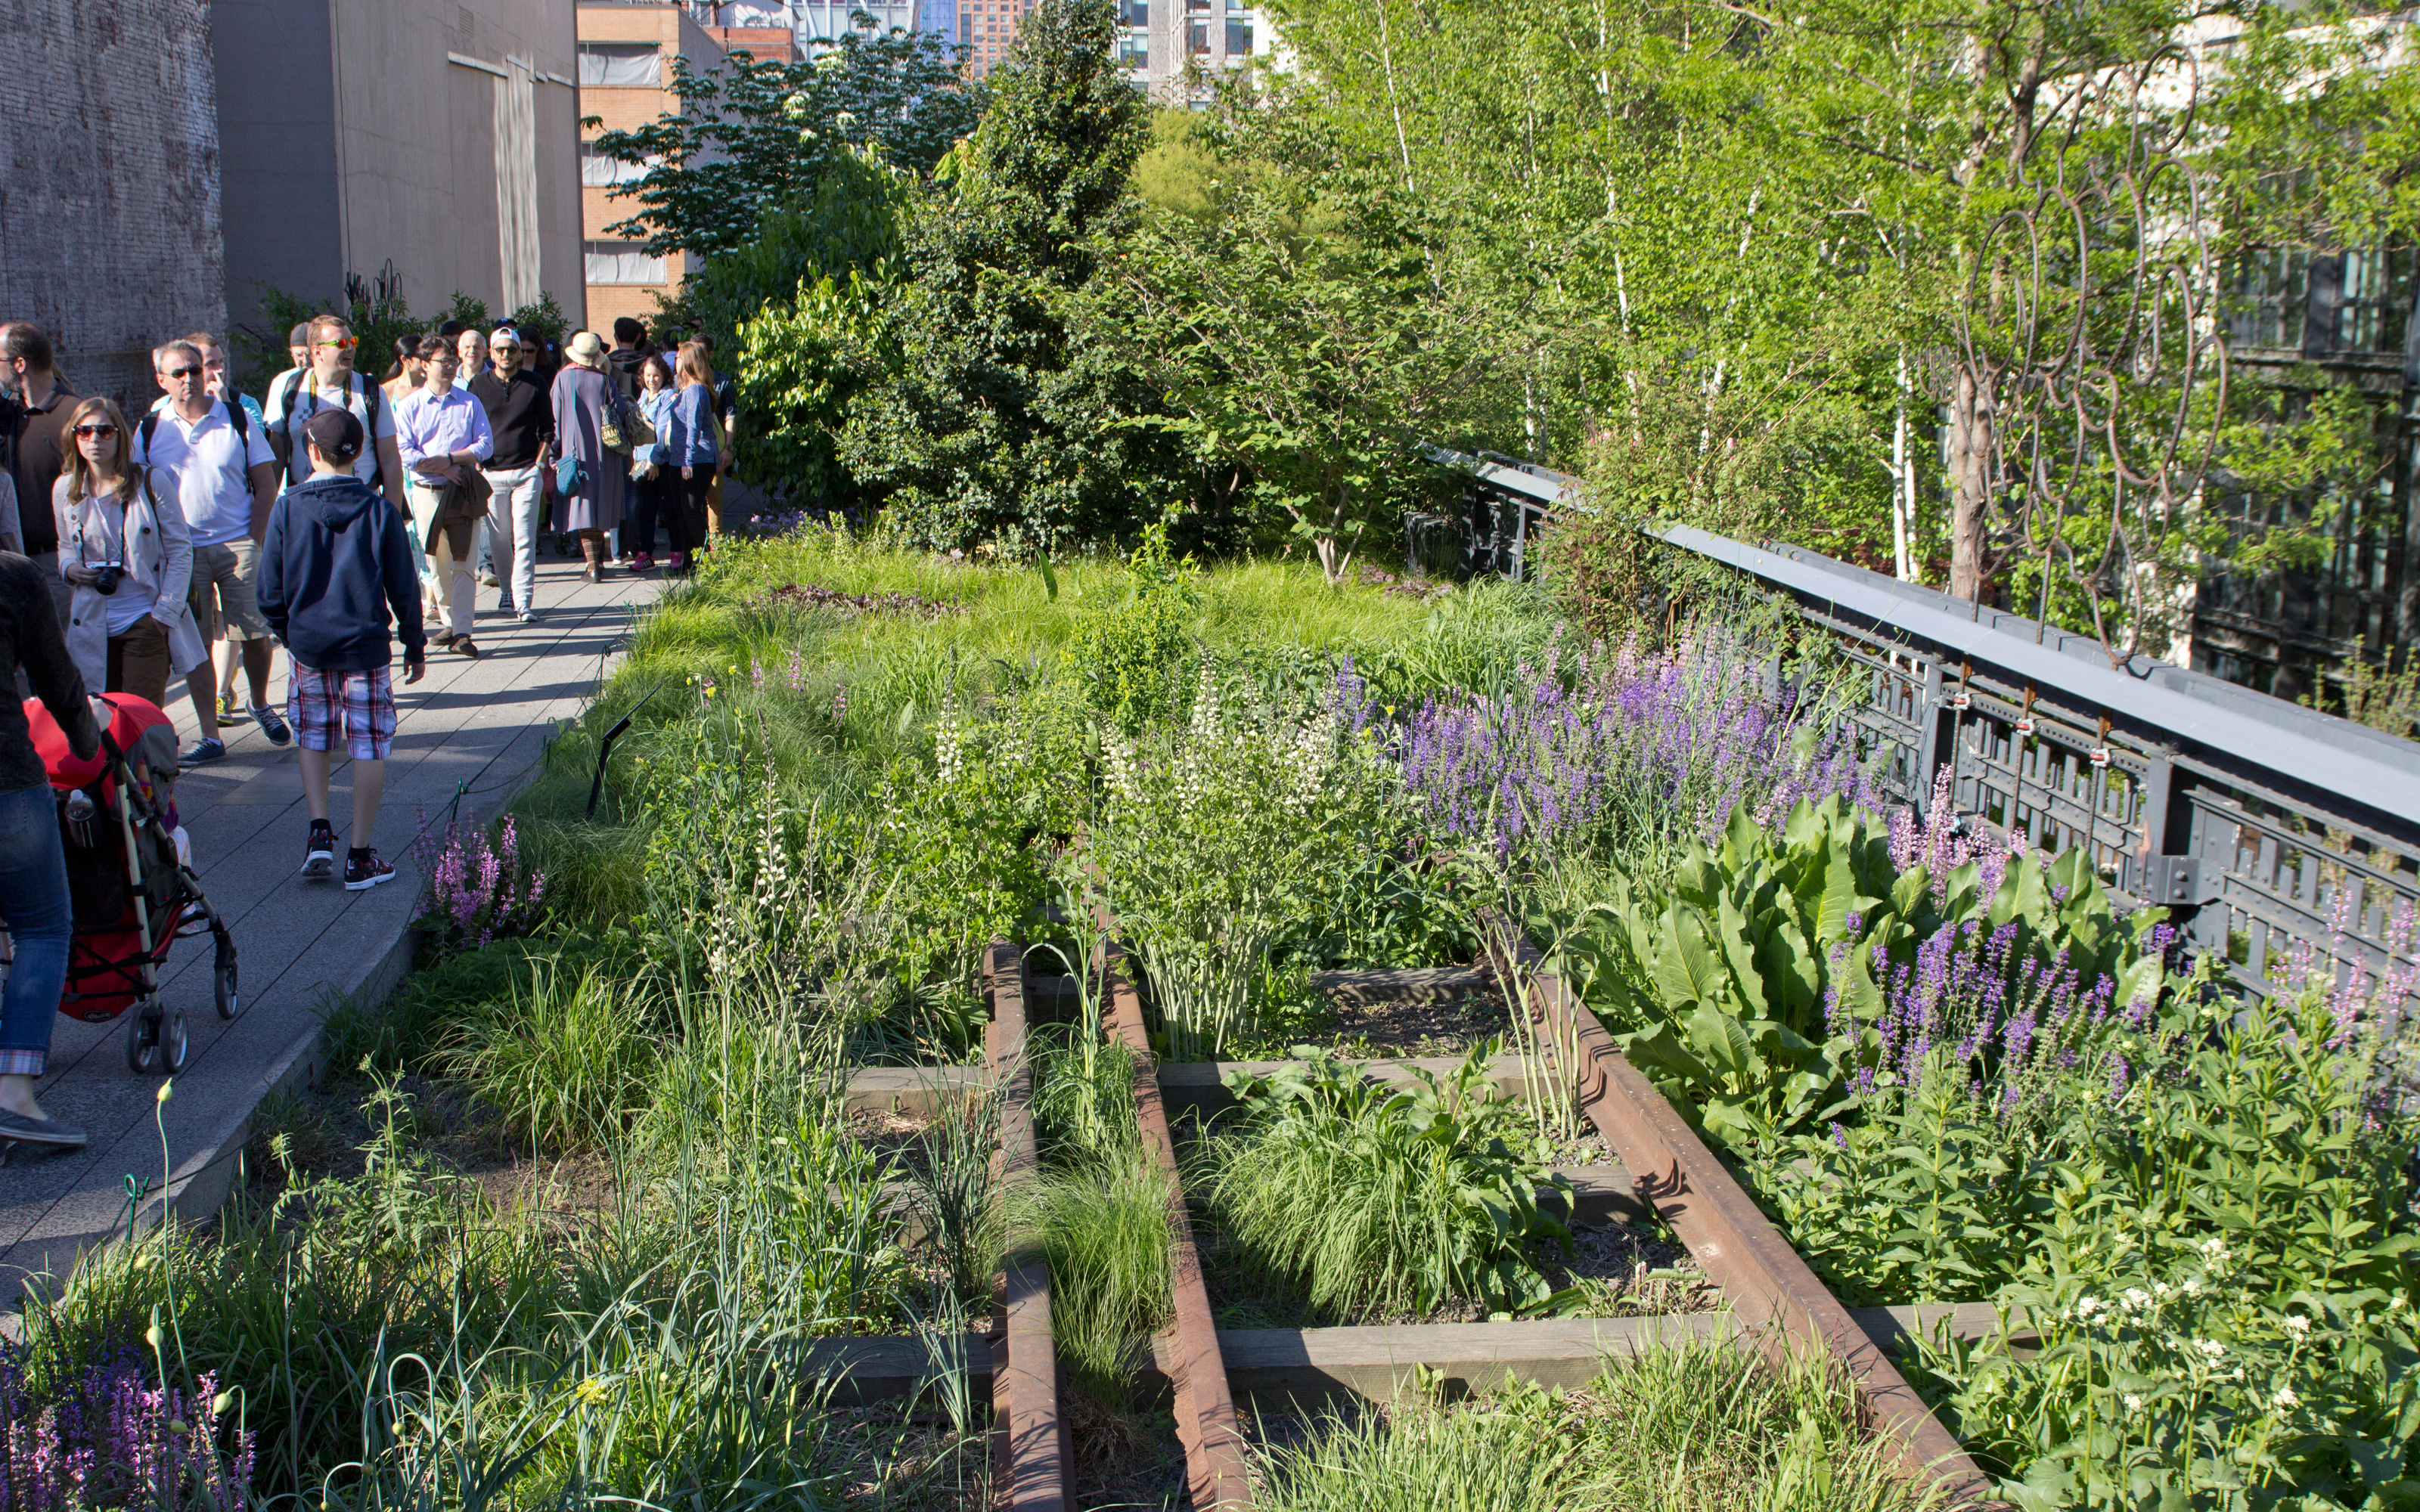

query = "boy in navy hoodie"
[257, 408, 427, 889]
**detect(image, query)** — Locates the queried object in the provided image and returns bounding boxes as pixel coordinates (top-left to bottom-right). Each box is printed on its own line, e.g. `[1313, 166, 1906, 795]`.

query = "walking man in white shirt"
[133, 340, 287, 762]
[266, 315, 404, 505]
[395, 336, 494, 658]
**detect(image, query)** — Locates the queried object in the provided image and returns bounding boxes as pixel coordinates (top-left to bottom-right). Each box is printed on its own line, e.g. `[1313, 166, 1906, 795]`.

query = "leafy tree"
[588, 30, 982, 260]
[1103, 136, 1506, 583]
[840, 0, 1185, 556]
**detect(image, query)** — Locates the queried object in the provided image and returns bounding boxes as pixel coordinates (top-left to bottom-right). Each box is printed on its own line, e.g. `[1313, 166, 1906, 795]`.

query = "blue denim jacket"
[662, 383, 721, 469]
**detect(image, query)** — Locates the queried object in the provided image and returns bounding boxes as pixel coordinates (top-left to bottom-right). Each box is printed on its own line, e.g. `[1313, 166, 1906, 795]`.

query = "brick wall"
[0, 0, 227, 411]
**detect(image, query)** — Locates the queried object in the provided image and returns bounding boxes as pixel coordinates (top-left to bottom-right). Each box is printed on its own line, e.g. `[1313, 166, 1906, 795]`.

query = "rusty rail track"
[1480, 918, 1994, 1503]
[1103, 958, 1257, 1509]
[984, 942, 1071, 1510]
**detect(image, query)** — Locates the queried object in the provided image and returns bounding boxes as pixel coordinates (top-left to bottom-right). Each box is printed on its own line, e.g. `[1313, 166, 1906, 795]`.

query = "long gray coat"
[548, 365, 628, 534]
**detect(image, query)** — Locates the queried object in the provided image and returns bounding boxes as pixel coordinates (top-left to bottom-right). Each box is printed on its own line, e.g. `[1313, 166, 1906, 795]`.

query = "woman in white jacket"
[51, 397, 205, 707]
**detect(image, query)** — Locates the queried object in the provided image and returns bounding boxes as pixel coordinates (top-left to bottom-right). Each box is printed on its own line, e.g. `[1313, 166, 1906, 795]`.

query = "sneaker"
[253, 705, 292, 747]
[498, 591, 516, 614]
[0, 1108, 88, 1151]
[479, 569, 499, 587]
[666, 553, 686, 573]
[517, 609, 541, 624]
[216, 692, 242, 723]
[433, 629, 458, 649]
[300, 820, 336, 878]
[452, 637, 481, 659]
[631, 552, 653, 572]
[180, 736, 225, 764]
[343, 848, 397, 891]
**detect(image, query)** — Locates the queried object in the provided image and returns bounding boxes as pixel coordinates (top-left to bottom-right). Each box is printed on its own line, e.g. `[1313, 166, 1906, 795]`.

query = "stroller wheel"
[215, 962, 240, 1021]
[161, 1009, 190, 1074]
[125, 1003, 161, 1074]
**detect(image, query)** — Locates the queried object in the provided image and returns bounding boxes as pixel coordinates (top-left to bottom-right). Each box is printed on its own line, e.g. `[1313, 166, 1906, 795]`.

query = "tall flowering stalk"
[1389, 633, 1879, 865]
[411, 812, 548, 954]
[0, 1346, 253, 1512]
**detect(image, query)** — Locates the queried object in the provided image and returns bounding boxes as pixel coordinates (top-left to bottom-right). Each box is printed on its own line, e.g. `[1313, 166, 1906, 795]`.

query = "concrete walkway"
[0, 554, 659, 1303]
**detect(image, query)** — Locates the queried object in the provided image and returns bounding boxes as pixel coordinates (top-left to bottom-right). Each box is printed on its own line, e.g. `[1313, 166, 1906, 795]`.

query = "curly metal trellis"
[1953, 45, 2230, 669]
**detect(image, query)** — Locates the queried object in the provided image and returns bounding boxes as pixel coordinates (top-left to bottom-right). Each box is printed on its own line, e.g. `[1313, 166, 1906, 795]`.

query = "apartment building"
[1119, 0, 1264, 97]
[578, 4, 728, 336]
[214, 0, 586, 358]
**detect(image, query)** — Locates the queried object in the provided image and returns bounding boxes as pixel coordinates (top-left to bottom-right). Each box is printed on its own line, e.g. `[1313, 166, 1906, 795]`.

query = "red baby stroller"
[15, 696, 240, 1074]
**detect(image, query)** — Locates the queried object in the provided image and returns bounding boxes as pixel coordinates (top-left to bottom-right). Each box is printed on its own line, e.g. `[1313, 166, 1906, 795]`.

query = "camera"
[91, 559, 122, 596]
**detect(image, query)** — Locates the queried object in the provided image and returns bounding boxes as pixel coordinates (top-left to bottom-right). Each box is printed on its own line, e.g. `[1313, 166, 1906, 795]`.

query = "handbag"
[555, 452, 590, 494]
[600, 384, 653, 454]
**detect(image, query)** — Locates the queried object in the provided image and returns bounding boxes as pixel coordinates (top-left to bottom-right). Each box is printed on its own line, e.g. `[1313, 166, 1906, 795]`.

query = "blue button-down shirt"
[394, 386, 495, 473]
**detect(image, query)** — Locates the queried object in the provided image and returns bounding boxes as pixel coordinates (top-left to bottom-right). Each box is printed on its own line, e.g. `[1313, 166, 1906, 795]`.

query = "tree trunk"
[1948, 364, 1991, 603]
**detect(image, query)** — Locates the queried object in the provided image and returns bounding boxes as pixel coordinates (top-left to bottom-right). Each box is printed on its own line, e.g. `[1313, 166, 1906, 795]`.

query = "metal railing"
[1440, 450, 2420, 1003]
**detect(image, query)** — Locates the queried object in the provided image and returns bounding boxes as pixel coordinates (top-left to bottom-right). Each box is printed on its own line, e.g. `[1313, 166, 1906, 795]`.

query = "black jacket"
[0, 553, 98, 791]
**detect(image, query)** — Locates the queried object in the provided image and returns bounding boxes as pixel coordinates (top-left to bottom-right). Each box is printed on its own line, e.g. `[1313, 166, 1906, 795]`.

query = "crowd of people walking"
[0, 310, 732, 1152]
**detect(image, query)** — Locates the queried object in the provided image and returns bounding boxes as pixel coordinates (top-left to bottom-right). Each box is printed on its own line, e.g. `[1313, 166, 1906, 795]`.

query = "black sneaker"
[344, 848, 397, 891]
[300, 820, 336, 878]
[253, 705, 293, 747]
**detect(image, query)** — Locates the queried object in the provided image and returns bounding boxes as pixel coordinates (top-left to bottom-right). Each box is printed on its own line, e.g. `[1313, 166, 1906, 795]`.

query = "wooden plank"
[986, 942, 1070, 1511]
[1483, 919, 1997, 1504]
[845, 1064, 991, 1117]
[796, 1303, 2029, 1409]
[1106, 961, 1257, 1510]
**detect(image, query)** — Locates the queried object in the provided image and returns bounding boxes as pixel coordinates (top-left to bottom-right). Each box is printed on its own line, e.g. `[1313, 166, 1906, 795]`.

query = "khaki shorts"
[106, 617, 172, 707]
[188, 539, 271, 642]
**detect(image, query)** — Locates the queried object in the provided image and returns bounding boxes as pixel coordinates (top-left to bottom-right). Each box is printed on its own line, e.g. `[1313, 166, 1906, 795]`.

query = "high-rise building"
[1113, 0, 1267, 99]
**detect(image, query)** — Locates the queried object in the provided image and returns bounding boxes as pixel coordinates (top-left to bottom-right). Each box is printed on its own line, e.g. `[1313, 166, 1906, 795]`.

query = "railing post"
[1913, 657, 1945, 809]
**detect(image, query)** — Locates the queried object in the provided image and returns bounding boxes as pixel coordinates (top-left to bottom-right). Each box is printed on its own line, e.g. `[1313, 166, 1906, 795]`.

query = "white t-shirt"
[267, 372, 396, 486]
[131, 400, 275, 547]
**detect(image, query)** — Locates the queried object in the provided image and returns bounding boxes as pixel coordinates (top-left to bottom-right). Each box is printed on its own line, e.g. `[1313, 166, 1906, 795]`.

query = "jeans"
[483, 465, 545, 610]
[0, 782, 70, 1078]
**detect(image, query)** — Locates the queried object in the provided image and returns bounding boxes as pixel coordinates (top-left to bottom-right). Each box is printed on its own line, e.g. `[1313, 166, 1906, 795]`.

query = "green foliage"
[1133, 107, 1221, 218]
[439, 959, 663, 1153]
[904, 1085, 1006, 1310]
[842, 0, 1185, 554]
[1193, 1045, 1569, 1318]
[1252, 1341, 1919, 1512]
[1562, 796, 2159, 1148]
[587, 36, 982, 261]
[1060, 522, 1200, 731]
[1017, 1148, 1174, 1408]
[1103, 107, 1509, 583]
[237, 283, 566, 402]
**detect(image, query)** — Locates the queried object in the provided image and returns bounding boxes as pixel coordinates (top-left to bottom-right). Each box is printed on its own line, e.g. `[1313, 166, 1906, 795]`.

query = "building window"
[579, 144, 649, 187]
[1125, 0, 1147, 21]
[1119, 36, 1148, 67]
[1224, 15, 1251, 52]
[584, 240, 662, 284]
[1188, 17, 1209, 51]
[576, 42, 661, 88]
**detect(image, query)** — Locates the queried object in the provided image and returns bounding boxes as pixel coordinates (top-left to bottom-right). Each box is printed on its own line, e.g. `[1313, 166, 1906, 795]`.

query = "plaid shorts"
[287, 665, 397, 761]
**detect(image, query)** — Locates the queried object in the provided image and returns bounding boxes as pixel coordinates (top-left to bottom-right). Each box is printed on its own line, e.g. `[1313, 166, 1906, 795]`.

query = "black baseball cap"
[301, 407, 363, 463]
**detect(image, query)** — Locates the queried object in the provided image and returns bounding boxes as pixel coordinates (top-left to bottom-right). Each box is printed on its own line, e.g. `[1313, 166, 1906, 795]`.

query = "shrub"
[1017, 1151, 1174, 1409]
[1191, 1045, 1568, 1318]
[1252, 1337, 1916, 1511]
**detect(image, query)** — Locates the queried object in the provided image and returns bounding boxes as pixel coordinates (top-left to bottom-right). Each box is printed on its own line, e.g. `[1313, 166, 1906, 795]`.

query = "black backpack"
[136, 399, 253, 496]
[283, 376, 385, 488]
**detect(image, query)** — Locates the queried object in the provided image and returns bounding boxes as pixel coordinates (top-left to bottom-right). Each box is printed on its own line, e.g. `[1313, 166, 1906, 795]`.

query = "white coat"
[51, 469, 209, 692]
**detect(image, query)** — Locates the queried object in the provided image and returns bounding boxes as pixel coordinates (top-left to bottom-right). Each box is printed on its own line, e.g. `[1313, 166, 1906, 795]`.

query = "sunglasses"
[315, 337, 357, 351]
[73, 423, 118, 439]
[161, 366, 202, 380]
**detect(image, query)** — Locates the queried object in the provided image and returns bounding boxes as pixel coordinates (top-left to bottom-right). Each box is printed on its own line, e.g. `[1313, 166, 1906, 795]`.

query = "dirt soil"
[1310, 968, 1512, 1057]
[1065, 1392, 1191, 1510]
[1198, 1208, 1714, 1330]
[243, 1070, 619, 1222]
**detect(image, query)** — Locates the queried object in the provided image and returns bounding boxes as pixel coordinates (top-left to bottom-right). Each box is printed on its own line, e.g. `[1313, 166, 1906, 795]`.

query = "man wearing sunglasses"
[467, 327, 553, 623]
[265, 315, 403, 507]
[133, 339, 287, 762]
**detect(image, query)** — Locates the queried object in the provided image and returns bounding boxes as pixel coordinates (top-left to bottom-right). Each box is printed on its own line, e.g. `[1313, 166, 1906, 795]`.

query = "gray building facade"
[0, 0, 227, 408]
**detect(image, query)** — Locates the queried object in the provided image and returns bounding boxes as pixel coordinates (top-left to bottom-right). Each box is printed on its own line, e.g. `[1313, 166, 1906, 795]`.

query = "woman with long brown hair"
[664, 341, 721, 569]
[51, 397, 204, 706]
